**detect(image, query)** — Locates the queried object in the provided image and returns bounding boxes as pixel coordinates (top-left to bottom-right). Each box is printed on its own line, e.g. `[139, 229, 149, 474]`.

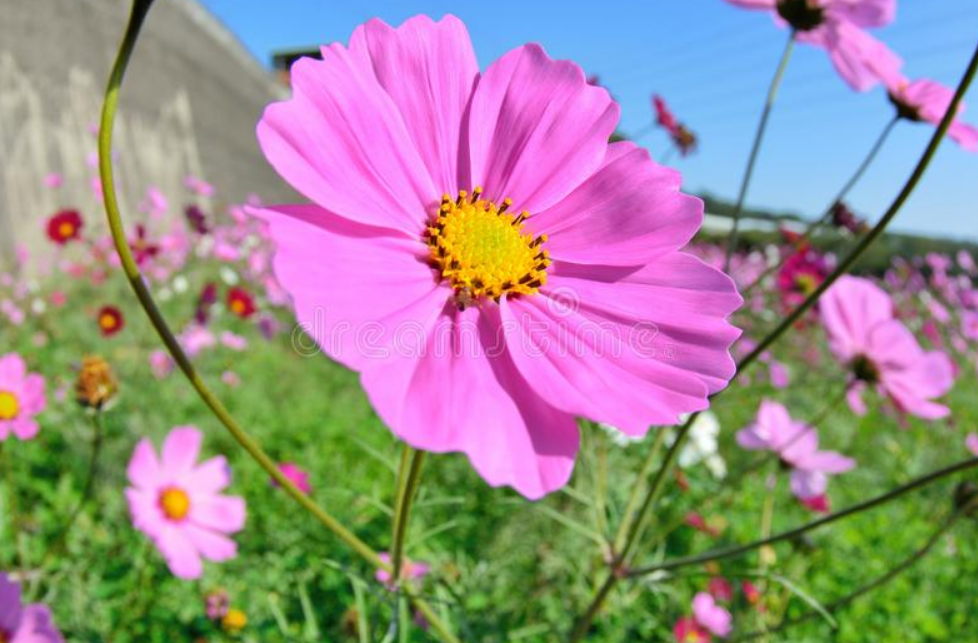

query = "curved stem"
[612, 428, 668, 555]
[391, 447, 426, 581]
[627, 455, 978, 577]
[724, 33, 796, 270]
[733, 507, 965, 641]
[736, 39, 978, 374]
[740, 116, 899, 297]
[98, 5, 459, 642]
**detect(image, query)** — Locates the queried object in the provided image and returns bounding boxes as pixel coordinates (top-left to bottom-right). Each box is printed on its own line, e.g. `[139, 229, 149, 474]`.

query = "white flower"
[676, 411, 727, 479]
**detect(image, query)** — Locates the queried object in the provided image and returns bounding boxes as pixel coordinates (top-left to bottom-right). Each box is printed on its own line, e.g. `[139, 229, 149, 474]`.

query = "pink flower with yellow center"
[887, 75, 978, 152]
[125, 426, 246, 579]
[252, 15, 742, 499]
[0, 353, 46, 442]
[0, 572, 63, 643]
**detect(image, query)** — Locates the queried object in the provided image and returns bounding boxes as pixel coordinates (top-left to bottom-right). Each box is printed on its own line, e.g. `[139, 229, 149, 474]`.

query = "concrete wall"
[0, 0, 290, 267]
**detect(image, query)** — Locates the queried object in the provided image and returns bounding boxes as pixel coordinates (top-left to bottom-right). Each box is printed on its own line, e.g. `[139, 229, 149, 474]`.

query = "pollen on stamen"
[425, 188, 550, 306]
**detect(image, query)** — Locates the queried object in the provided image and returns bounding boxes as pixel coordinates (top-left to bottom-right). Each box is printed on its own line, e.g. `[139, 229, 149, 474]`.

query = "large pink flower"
[0, 572, 63, 643]
[737, 400, 855, 500]
[723, 0, 901, 91]
[252, 15, 742, 499]
[887, 76, 978, 152]
[126, 426, 246, 579]
[820, 276, 954, 419]
[0, 353, 46, 442]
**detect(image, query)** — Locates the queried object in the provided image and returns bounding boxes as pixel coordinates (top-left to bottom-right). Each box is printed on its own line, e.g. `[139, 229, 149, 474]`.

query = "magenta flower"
[272, 462, 311, 493]
[737, 400, 855, 500]
[375, 552, 430, 588]
[252, 15, 741, 499]
[692, 592, 732, 637]
[966, 433, 978, 456]
[820, 276, 954, 419]
[126, 426, 246, 579]
[887, 76, 978, 152]
[723, 0, 900, 91]
[674, 616, 712, 643]
[776, 245, 828, 309]
[0, 353, 46, 442]
[0, 572, 64, 643]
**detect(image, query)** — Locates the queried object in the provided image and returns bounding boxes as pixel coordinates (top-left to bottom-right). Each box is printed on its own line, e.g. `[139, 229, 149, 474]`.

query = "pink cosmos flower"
[126, 426, 246, 579]
[0, 353, 46, 442]
[220, 331, 248, 351]
[272, 462, 312, 493]
[652, 94, 698, 156]
[375, 552, 430, 588]
[963, 312, 978, 341]
[0, 572, 64, 643]
[723, 0, 900, 91]
[149, 350, 174, 379]
[252, 15, 741, 499]
[737, 400, 855, 500]
[820, 276, 954, 419]
[776, 245, 828, 309]
[887, 76, 978, 152]
[692, 592, 732, 637]
[966, 433, 978, 457]
[674, 616, 712, 643]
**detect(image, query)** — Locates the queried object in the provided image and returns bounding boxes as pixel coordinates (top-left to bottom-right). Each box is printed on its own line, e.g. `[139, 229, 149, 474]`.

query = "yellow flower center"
[58, 222, 75, 238]
[159, 487, 191, 521]
[230, 300, 245, 314]
[0, 391, 19, 420]
[795, 273, 818, 295]
[222, 608, 248, 633]
[99, 313, 117, 330]
[426, 188, 550, 306]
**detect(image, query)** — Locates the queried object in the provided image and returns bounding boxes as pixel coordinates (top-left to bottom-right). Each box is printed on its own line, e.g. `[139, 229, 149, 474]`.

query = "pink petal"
[155, 525, 203, 580]
[11, 419, 39, 441]
[20, 374, 46, 415]
[816, 20, 902, 92]
[529, 142, 703, 265]
[847, 382, 869, 416]
[0, 353, 26, 381]
[352, 15, 478, 195]
[161, 426, 202, 475]
[820, 275, 894, 359]
[127, 439, 162, 489]
[257, 34, 437, 234]
[797, 450, 856, 474]
[722, 0, 777, 8]
[692, 592, 732, 637]
[791, 469, 828, 500]
[188, 455, 232, 495]
[966, 433, 978, 456]
[949, 121, 978, 153]
[184, 525, 238, 562]
[360, 305, 579, 500]
[15, 604, 63, 643]
[823, 0, 896, 28]
[190, 494, 246, 533]
[465, 44, 619, 215]
[252, 204, 449, 371]
[126, 488, 167, 537]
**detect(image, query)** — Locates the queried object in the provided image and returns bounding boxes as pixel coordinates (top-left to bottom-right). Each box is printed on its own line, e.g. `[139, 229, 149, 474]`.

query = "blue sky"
[199, 0, 978, 241]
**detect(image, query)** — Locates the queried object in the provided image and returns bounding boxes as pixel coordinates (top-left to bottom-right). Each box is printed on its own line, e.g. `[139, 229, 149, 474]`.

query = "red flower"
[46, 210, 83, 245]
[684, 512, 720, 538]
[800, 494, 831, 513]
[652, 94, 698, 157]
[129, 224, 160, 266]
[226, 287, 256, 319]
[96, 306, 125, 336]
[674, 616, 712, 643]
[776, 247, 828, 308]
[708, 577, 734, 602]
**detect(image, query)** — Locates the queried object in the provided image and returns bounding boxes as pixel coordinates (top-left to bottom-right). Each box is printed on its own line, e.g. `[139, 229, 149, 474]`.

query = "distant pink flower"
[966, 433, 978, 456]
[179, 324, 216, 358]
[126, 426, 246, 579]
[957, 250, 976, 274]
[149, 350, 173, 379]
[43, 173, 63, 189]
[741, 580, 763, 607]
[674, 616, 712, 643]
[139, 186, 169, 216]
[768, 360, 790, 388]
[652, 94, 698, 156]
[375, 552, 429, 588]
[49, 291, 67, 307]
[723, 0, 900, 91]
[220, 331, 248, 351]
[220, 371, 241, 387]
[708, 577, 734, 602]
[0, 353, 46, 442]
[887, 76, 978, 152]
[184, 175, 215, 197]
[961, 311, 978, 341]
[253, 14, 741, 499]
[0, 572, 64, 643]
[821, 276, 954, 419]
[129, 224, 160, 266]
[737, 400, 855, 500]
[273, 462, 311, 493]
[776, 245, 828, 308]
[692, 592, 732, 637]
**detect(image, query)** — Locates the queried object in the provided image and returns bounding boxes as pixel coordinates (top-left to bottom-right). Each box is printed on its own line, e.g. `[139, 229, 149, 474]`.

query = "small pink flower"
[723, 0, 900, 91]
[887, 76, 978, 152]
[184, 175, 215, 197]
[272, 462, 312, 493]
[821, 276, 955, 420]
[961, 312, 978, 341]
[221, 371, 241, 387]
[966, 433, 978, 456]
[220, 331, 248, 351]
[0, 353, 46, 442]
[43, 173, 63, 189]
[125, 426, 246, 579]
[737, 400, 855, 501]
[692, 592, 732, 637]
[149, 350, 174, 379]
[0, 572, 64, 642]
[708, 577, 734, 602]
[375, 552, 430, 588]
[179, 324, 216, 358]
[674, 616, 712, 643]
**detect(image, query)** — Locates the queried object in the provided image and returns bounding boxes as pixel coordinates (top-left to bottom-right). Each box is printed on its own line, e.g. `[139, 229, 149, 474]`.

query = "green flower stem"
[99, 4, 458, 641]
[611, 428, 667, 556]
[627, 455, 978, 577]
[732, 506, 968, 641]
[724, 33, 796, 270]
[740, 116, 900, 298]
[391, 446, 426, 581]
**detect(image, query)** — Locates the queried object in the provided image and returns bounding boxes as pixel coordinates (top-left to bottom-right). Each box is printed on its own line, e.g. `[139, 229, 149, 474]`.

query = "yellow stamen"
[58, 222, 75, 238]
[426, 188, 550, 306]
[0, 391, 19, 421]
[222, 608, 248, 633]
[159, 487, 191, 521]
[230, 300, 245, 314]
[99, 313, 117, 330]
